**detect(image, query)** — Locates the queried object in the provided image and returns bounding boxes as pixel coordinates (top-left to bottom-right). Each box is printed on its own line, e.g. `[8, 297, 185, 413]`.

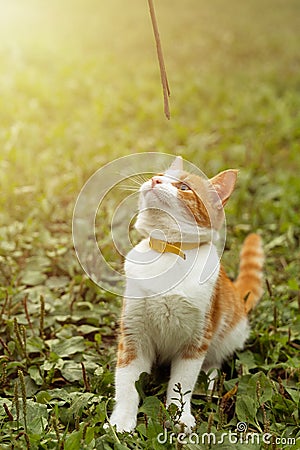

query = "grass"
[0, 0, 299, 448]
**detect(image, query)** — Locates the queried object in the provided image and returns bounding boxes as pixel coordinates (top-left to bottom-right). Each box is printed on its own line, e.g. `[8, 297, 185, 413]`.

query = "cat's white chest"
[124, 238, 219, 300]
[142, 294, 203, 361]
[123, 239, 220, 360]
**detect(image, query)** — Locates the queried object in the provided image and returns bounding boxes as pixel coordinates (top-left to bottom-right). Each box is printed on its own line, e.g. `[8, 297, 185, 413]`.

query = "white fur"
[110, 357, 151, 432]
[109, 163, 246, 433]
[202, 317, 250, 373]
[166, 356, 205, 430]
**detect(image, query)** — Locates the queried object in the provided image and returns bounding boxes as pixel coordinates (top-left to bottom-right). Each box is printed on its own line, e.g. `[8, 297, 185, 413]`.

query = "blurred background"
[1, 0, 300, 225]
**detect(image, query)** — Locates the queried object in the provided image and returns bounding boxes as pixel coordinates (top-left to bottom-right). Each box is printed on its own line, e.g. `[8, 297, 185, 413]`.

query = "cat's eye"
[179, 183, 190, 191]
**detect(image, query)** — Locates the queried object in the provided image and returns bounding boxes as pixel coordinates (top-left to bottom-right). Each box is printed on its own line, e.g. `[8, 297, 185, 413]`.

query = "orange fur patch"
[234, 233, 264, 313]
[216, 267, 247, 332]
[117, 333, 137, 368]
[116, 302, 137, 367]
[182, 263, 251, 356]
[182, 340, 209, 359]
[176, 173, 213, 228]
[117, 349, 136, 368]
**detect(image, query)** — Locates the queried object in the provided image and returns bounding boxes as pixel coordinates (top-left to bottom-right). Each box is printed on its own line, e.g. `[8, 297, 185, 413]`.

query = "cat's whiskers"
[116, 173, 150, 195]
[117, 185, 140, 192]
[129, 175, 150, 185]
[118, 170, 150, 184]
[127, 179, 143, 188]
[117, 174, 151, 193]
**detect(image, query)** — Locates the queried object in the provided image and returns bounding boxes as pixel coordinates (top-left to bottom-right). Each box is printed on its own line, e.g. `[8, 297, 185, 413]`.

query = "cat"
[109, 156, 264, 433]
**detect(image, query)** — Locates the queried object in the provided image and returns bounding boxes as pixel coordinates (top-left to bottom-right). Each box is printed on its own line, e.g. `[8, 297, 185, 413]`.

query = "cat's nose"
[151, 177, 162, 188]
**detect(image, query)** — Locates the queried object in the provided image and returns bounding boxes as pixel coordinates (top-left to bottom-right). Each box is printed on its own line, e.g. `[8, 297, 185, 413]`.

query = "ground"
[0, 0, 299, 449]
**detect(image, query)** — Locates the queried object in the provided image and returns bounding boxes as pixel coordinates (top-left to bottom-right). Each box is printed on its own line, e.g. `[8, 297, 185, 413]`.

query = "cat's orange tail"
[234, 233, 264, 313]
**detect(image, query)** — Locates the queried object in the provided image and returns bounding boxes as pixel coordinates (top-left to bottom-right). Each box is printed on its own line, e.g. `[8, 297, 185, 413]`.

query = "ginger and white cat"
[109, 156, 264, 433]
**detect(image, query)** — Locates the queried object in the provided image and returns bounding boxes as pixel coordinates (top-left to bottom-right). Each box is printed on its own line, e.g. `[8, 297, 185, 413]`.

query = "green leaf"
[23, 375, 39, 396]
[288, 278, 299, 290]
[21, 270, 47, 286]
[84, 426, 95, 445]
[26, 335, 45, 353]
[60, 361, 83, 382]
[78, 324, 100, 335]
[145, 418, 164, 440]
[26, 255, 51, 271]
[235, 394, 256, 422]
[64, 430, 82, 450]
[236, 350, 257, 372]
[69, 393, 96, 416]
[46, 276, 70, 289]
[36, 391, 52, 404]
[28, 365, 43, 385]
[248, 372, 274, 405]
[48, 336, 85, 357]
[285, 387, 300, 404]
[265, 235, 287, 250]
[139, 396, 161, 420]
[136, 423, 147, 437]
[135, 372, 150, 401]
[28, 416, 49, 434]
[114, 444, 130, 450]
[22, 400, 48, 434]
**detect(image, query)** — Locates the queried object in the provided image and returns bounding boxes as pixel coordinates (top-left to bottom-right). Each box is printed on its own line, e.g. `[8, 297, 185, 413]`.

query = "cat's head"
[134, 156, 237, 242]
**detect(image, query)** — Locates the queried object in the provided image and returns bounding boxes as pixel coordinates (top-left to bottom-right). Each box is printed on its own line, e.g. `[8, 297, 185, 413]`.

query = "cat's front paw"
[109, 411, 137, 433]
[178, 413, 196, 434]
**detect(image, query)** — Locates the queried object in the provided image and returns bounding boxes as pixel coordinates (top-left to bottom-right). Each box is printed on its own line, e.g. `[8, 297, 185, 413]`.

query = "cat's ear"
[168, 156, 183, 172]
[210, 169, 238, 208]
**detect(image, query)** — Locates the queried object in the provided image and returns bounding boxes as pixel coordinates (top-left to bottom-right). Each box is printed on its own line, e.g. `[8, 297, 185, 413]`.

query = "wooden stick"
[148, 0, 171, 120]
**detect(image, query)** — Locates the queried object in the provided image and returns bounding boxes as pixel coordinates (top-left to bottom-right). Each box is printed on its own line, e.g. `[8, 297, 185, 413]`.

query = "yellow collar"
[149, 236, 202, 260]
